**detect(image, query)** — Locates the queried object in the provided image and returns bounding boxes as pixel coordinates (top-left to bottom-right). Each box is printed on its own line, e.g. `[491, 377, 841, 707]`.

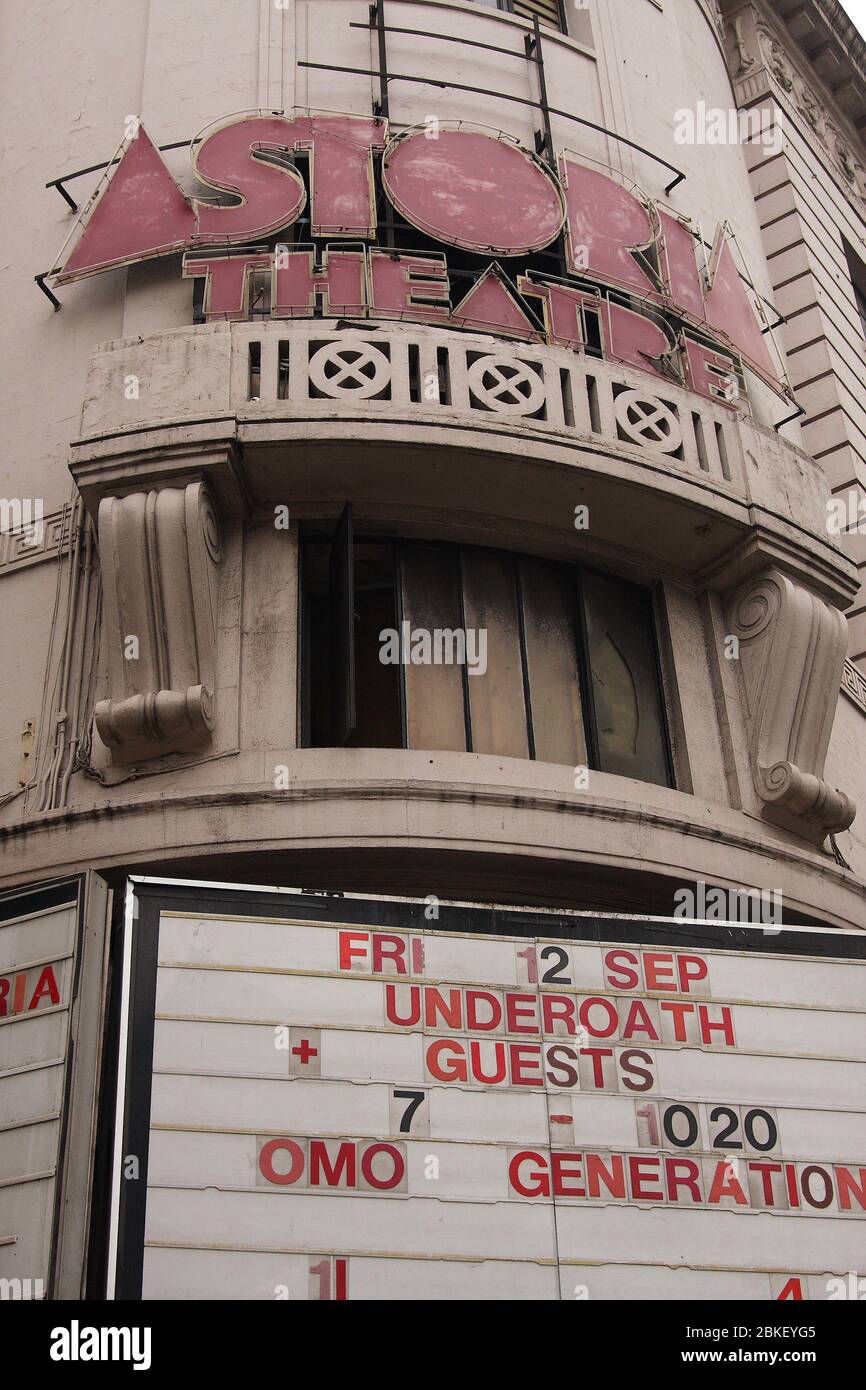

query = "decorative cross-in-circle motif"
[308, 341, 391, 399]
[467, 355, 546, 415]
[614, 389, 682, 452]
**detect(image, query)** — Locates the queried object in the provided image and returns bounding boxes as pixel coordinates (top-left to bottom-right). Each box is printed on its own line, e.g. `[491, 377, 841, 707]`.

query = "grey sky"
[837, 0, 866, 41]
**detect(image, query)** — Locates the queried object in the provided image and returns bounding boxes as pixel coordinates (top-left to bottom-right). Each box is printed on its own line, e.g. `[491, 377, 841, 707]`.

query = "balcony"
[72, 319, 856, 606]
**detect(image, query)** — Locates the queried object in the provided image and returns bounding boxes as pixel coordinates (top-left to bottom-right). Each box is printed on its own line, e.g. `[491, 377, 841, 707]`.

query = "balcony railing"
[78, 317, 846, 566]
[232, 320, 741, 489]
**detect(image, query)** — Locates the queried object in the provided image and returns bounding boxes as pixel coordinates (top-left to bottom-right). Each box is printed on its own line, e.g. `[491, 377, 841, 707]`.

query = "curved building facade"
[1, 0, 865, 1304]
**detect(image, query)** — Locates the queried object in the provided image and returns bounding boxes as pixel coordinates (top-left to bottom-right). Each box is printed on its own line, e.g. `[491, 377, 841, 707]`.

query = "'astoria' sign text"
[52, 113, 788, 405]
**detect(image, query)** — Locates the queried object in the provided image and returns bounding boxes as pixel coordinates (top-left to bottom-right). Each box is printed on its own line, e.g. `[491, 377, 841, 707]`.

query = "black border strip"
[113, 888, 162, 1301]
[131, 876, 866, 961]
[86, 888, 126, 1300]
[0, 877, 81, 924]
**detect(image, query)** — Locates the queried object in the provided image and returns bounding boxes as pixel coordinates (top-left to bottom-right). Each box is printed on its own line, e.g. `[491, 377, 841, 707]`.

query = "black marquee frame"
[104, 875, 866, 1300]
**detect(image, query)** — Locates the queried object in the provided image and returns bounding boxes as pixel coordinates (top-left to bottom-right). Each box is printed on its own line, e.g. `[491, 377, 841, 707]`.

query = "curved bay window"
[300, 507, 673, 788]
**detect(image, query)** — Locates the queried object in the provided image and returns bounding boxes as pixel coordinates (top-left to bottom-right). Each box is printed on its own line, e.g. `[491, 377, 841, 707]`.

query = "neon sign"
[52, 113, 789, 406]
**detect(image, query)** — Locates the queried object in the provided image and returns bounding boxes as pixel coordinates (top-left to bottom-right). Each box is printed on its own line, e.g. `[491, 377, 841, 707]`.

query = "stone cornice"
[696, 522, 860, 609]
[722, 1, 866, 210]
[767, 0, 866, 124]
[781, 0, 866, 87]
[0, 774, 863, 924]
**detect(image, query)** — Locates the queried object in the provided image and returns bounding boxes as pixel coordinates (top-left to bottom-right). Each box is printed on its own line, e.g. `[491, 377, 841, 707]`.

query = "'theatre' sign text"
[53, 116, 788, 405]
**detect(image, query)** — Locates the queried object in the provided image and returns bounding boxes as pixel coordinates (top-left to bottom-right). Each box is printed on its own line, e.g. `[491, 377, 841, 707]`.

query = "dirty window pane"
[461, 549, 529, 759]
[302, 537, 402, 749]
[400, 546, 467, 752]
[348, 542, 402, 749]
[519, 558, 587, 766]
[581, 570, 670, 786]
[468, 0, 566, 33]
[302, 540, 332, 748]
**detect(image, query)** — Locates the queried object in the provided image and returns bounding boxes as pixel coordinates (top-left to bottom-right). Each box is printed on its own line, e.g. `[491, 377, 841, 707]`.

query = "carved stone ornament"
[757, 25, 794, 92]
[94, 482, 221, 761]
[742, 20, 866, 208]
[727, 569, 855, 841]
[827, 123, 857, 183]
[730, 14, 757, 76]
[799, 86, 824, 136]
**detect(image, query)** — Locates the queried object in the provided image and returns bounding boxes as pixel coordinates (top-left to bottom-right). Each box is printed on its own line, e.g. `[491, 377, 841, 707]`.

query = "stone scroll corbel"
[726, 568, 855, 841]
[94, 482, 221, 762]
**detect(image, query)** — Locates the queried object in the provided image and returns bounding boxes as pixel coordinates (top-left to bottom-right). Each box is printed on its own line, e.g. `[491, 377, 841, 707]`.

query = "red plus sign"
[292, 1039, 318, 1064]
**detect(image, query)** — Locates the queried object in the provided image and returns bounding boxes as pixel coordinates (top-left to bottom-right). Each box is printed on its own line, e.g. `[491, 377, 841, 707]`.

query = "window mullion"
[395, 544, 408, 750]
[514, 557, 537, 761]
[573, 567, 601, 772]
[457, 548, 474, 754]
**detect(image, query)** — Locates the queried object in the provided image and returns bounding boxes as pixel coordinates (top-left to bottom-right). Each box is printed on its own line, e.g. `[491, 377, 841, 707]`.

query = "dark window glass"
[461, 549, 529, 759]
[301, 528, 672, 788]
[519, 557, 587, 766]
[843, 241, 866, 342]
[301, 529, 401, 748]
[852, 281, 866, 342]
[400, 546, 468, 752]
[580, 570, 671, 786]
[348, 542, 402, 749]
[301, 539, 332, 748]
[509, 0, 565, 30]
[468, 0, 566, 31]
